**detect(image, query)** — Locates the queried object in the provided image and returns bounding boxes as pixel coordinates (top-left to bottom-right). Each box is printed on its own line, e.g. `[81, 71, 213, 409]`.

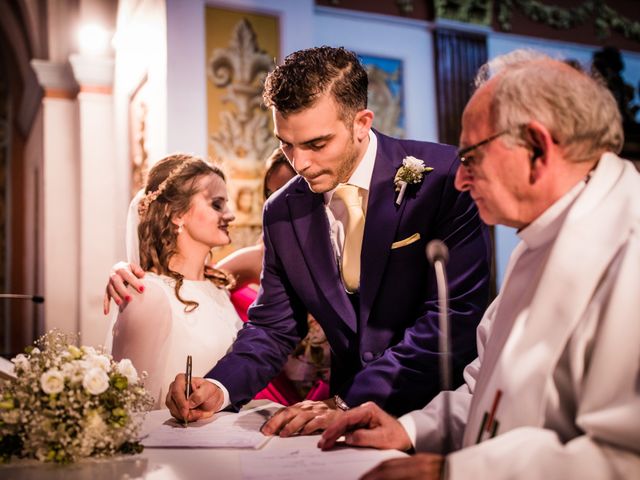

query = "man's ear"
[353, 109, 374, 142]
[524, 121, 554, 183]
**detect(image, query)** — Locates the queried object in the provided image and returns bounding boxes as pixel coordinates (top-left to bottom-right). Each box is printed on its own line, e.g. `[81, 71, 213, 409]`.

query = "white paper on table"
[241, 445, 409, 480]
[0, 355, 16, 380]
[142, 405, 278, 449]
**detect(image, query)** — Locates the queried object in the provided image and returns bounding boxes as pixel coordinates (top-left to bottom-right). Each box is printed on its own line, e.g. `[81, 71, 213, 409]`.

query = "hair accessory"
[138, 159, 198, 217]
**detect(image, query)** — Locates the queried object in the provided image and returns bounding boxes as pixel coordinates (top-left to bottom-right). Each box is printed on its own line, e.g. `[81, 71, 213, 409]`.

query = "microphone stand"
[0, 294, 44, 303]
[427, 240, 453, 454]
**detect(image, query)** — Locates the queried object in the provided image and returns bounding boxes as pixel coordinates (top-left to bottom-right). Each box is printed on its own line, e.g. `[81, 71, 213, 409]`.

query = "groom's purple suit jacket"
[207, 132, 491, 415]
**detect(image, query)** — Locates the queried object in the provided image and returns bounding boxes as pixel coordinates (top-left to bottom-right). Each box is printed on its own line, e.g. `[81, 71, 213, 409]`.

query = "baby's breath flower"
[11, 354, 30, 372]
[1, 409, 20, 424]
[81, 346, 96, 355]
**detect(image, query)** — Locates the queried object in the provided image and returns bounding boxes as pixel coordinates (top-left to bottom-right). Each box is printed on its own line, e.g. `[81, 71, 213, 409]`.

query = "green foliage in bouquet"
[0, 330, 154, 463]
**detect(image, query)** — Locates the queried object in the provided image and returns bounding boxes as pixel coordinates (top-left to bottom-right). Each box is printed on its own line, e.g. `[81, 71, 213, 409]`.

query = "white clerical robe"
[400, 153, 640, 479]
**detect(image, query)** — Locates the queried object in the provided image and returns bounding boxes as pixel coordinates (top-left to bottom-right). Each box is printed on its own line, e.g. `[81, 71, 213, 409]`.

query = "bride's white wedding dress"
[110, 272, 242, 409]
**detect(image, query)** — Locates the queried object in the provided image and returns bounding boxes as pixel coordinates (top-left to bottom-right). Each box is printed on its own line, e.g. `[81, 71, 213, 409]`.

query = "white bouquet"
[0, 330, 153, 463]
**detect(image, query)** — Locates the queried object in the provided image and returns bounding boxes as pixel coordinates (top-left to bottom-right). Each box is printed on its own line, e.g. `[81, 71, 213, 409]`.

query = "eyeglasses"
[457, 130, 509, 166]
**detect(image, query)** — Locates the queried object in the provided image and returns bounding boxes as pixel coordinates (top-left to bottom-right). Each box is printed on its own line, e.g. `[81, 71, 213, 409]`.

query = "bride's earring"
[177, 223, 184, 234]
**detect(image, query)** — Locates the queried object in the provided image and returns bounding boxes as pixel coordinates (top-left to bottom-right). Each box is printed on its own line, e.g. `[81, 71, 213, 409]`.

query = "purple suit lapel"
[286, 189, 357, 333]
[360, 133, 409, 328]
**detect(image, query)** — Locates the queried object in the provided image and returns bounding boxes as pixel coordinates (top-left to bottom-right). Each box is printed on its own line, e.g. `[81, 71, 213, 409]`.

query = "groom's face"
[273, 93, 366, 193]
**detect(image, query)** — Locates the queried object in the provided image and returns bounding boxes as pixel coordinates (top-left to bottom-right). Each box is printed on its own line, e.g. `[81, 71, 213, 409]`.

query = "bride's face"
[180, 173, 235, 248]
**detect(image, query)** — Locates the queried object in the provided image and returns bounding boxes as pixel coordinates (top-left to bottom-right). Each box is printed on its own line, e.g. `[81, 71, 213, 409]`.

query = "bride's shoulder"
[144, 271, 171, 285]
[143, 272, 183, 295]
[117, 275, 172, 318]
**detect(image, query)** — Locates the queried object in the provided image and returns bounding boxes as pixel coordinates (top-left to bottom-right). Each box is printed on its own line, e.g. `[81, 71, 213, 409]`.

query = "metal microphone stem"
[434, 259, 451, 391]
[0, 294, 44, 303]
[434, 258, 453, 454]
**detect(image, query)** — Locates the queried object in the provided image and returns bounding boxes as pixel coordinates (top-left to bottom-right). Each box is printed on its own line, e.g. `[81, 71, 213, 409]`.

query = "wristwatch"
[333, 394, 350, 411]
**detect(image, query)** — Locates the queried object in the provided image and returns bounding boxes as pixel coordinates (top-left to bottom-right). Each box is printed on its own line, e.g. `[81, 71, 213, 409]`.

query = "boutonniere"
[394, 156, 433, 206]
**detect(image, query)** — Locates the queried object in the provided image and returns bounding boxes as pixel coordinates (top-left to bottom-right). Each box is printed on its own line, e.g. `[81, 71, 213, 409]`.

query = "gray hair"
[475, 49, 623, 162]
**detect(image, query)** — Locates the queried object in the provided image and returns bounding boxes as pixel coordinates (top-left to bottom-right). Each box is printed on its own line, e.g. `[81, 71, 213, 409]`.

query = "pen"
[184, 355, 192, 427]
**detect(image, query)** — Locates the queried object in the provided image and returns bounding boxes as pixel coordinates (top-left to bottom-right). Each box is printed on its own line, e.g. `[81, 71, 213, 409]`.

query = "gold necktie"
[333, 184, 365, 293]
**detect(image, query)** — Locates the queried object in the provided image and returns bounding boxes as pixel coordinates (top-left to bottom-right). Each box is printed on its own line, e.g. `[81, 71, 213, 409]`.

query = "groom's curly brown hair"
[263, 46, 368, 123]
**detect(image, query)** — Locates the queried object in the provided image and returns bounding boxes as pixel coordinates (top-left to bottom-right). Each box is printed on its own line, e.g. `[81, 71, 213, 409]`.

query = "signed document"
[241, 442, 409, 480]
[142, 404, 278, 449]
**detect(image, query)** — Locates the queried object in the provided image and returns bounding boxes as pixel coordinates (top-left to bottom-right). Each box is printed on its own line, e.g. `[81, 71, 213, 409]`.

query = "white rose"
[116, 358, 139, 385]
[402, 156, 425, 171]
[11, 353, 30, 372]
[61, 361, 85, 383]
[40, 369, 65, 394]
[82, 368, 109, 395]
[85, 353, 111, 372]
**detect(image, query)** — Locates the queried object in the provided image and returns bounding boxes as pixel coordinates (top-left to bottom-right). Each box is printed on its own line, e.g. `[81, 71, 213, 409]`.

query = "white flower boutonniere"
[394, 156, 433, 206]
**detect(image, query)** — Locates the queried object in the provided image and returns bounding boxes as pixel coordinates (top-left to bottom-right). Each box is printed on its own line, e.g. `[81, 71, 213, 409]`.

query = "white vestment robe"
[401, 153, 640, 479]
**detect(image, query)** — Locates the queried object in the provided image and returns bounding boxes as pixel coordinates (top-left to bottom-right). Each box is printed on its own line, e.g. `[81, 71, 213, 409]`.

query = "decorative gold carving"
[128, 75, 149, 198]
[207, 19, 278, 232]
[207, 19, 276, 176]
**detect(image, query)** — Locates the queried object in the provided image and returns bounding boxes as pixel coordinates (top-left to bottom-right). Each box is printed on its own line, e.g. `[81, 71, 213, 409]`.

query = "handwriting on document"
[142, 405, 277, 449]
[241, 446, 408, 480]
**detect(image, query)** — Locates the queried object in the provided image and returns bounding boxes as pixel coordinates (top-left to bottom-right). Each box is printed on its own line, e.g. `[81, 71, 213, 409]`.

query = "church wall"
[314, 7, 438, 142]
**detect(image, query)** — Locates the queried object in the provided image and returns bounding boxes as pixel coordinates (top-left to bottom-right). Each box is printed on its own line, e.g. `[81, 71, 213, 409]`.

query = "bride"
[109, 154, 242, 409]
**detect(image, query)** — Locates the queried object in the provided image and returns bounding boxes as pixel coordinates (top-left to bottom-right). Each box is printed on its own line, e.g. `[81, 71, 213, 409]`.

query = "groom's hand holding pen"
[166, 369, 225, 424]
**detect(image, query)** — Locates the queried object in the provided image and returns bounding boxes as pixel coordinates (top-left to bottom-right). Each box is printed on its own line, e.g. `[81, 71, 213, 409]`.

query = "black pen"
[184, 355, 192, 427]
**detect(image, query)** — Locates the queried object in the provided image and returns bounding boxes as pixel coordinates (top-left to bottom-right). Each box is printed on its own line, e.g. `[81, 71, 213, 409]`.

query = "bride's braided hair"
[137, 153, 234, 312]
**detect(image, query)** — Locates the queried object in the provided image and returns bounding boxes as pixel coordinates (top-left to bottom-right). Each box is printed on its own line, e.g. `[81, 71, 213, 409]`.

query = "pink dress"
[230, 285, 330, 405]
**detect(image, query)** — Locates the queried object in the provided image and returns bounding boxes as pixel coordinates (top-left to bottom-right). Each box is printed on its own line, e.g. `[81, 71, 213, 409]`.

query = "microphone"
[426, 239, 453, 453]
[0, 294, 45, 303]
[426, 239, 449, 266]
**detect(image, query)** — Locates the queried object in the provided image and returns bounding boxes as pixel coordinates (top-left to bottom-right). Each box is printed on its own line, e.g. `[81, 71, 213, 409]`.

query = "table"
[1, 402, 407, 480]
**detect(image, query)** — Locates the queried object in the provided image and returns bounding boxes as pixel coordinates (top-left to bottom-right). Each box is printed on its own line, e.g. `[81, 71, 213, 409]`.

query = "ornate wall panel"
[205, 7, 279, 255]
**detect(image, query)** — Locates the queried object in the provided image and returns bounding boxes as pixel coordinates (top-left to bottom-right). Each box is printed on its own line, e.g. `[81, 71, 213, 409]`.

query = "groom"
[161, 46, 491, 434]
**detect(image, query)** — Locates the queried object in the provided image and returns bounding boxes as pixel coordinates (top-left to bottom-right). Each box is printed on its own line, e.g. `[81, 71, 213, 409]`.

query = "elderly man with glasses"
[320, 49, 640, 479]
